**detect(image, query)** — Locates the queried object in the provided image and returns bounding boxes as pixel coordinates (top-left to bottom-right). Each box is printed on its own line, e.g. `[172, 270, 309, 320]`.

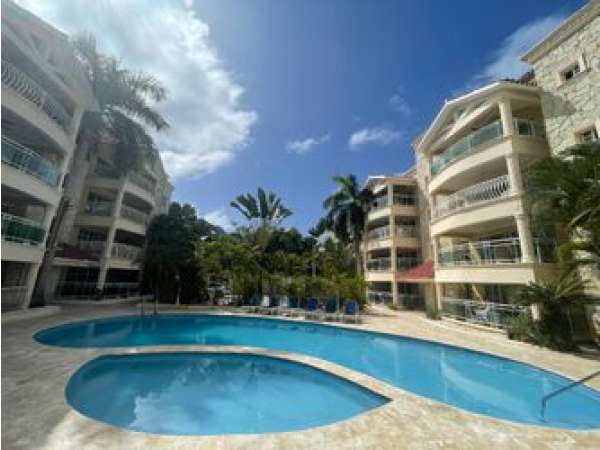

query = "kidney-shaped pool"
[36, 314, 600, 430]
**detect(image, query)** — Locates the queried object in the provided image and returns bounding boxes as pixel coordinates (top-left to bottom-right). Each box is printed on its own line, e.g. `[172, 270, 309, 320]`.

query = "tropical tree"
[527, 142, 600, 271]
[230, 187, 292, 229]
[317, 174, 372, 273]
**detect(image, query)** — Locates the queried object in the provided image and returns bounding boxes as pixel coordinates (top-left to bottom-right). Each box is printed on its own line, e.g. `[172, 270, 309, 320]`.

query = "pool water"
[37, 314, 600, 429]
[66, 353, 387, 435]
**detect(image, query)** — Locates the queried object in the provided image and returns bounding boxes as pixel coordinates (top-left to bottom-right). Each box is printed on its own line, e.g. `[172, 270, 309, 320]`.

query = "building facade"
[1, 0, 173, 311]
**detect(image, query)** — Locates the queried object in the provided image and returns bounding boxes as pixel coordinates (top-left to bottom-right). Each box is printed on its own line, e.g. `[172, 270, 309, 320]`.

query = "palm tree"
[318, 174, 371, 274]
[527, 142, 600, 271]
[230, 187, 292, 229]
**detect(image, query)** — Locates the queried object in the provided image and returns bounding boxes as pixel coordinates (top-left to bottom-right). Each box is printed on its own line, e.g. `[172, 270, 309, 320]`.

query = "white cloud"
[202, 208, 233, 231]
[18, 0, 257, 180]
[471, 14, 564, 85]
[286, 132, 331, 155]
[389, 91, 411, 115]
[348, 126, 403, 149]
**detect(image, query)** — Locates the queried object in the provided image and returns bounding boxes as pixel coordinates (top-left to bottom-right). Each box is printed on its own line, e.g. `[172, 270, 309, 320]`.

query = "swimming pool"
[66, 352, 387, 435]
[36, 314, 600, 429]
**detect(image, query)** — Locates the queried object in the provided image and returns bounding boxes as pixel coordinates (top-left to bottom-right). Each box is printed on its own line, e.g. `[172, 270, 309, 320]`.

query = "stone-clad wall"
[531, 15, 600, 154]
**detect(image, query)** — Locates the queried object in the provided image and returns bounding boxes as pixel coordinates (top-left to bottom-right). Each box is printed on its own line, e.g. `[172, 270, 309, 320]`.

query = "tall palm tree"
[230, 187, 292, 229]
[318, 174, 372, 274]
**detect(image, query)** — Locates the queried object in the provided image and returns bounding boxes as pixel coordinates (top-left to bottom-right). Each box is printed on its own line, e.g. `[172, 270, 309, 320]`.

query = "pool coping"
[3, 306, 600, 450]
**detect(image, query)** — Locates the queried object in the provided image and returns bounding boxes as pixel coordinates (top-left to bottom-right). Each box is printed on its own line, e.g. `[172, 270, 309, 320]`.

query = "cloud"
[286, 132, 331, 155]
[202, 208, 234, 231]
[389, 90, 411, 115]
[348, 126, 403, 149]
[18, 0, 257, 180]
[471, 14, 564, 85]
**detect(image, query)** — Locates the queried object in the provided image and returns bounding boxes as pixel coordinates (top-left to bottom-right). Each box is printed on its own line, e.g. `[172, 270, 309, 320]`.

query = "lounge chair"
[245, 293, 262, 313]
[304, 297, 320, 320]
[260, 295, 280, 315]
[322, 298, 339, 321]
[339, 300, 360, 323]
[286, 296, 302, 317]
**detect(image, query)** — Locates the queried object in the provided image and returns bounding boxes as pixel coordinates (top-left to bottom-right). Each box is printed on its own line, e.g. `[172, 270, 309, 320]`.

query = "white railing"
[129, 171, 156, 195]
[84, 201, 113, 216]
[1, 59, 71, 131]
[396, 226, 417, 238]
[76, 240, 106, 255]
[369, 194, 417, 211]
[120, 204, 150, 225]
[111, 243, 142, 261]
[368, 226, 391, 241]
[438, 237, 555, 266]
[434, 174, 511, 218]
[1, 286, 28, 311]
[366, 258, 392, 272]
[1, 136, 61, 186]
[1, 212, 46, 246]
[441, 297, 529, 329]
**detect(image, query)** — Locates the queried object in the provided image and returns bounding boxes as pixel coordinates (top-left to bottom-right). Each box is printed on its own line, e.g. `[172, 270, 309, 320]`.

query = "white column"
[434, 282, 443, 312]
[22, 262, 41, 309]
[499, 98, 514, 137]
[392, 281, 399, 307]
[386, 183, 394, 207]
[505, 153, 524, 195]
[96, 185, 126, 291]
[515, 213, 535, 264]
[432, 236, 440, 267]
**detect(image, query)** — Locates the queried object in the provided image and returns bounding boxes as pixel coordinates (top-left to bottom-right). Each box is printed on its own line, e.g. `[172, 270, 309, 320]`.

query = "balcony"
[1, 286, 28, 311]
[367, 225, 416, 241]
[1, 212, 46, 246]
[76, 240, 106, 256]
[397, 256, 418, 271]
[2, 136, 60, 187]
[94, 163, 121, 179]
[84, 201, 113, 216]
[111, 243, 142, 261]
[434, 175, 511, 219]
[1, 59, 71, 132]
[366, 258, 391, 272]
[438, 237, 555, 266]
[368, 193, 417, 211]
[430, 118, 544, 176]
[120, 205, 150, 226]
[441, 297, 528, 329]
[129, 171, 156, 195]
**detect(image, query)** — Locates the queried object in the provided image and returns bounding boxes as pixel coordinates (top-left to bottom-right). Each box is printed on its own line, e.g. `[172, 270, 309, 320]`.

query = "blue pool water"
[37, 314, 600, 429]
[66, 353, 387, 435]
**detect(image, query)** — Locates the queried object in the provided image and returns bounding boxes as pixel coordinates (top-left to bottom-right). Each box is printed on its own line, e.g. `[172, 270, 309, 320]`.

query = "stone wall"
[531, 15, 600, 154]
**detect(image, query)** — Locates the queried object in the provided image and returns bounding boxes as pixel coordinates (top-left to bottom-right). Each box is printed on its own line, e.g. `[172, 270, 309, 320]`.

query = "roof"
[397, 260, 434, 282]
[522, 0, 600, 63]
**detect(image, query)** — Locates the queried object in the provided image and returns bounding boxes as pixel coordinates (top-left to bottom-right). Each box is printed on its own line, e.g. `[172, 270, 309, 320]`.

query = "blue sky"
[22, 0, 585, 233]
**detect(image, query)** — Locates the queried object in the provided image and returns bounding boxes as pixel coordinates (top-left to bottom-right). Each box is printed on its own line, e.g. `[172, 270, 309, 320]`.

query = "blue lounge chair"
[286, 296, 302, 316]
[260, 295, 280, 314]
[340, 300, 360, 323]
[304, 297, 320, 320]
[323, 298, 339, 321]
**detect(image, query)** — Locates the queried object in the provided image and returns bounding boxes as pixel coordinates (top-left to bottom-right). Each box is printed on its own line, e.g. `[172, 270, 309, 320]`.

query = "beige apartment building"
[362, 171, 436, 309]
[1, 0, 172, 311]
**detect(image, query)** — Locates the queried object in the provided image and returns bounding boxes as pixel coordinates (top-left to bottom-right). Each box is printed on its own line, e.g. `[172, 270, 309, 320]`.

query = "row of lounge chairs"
[244, 295, 360, 323]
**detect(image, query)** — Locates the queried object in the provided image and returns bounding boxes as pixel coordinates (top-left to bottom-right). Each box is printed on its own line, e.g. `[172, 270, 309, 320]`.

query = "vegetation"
[316, 175, 372, 273]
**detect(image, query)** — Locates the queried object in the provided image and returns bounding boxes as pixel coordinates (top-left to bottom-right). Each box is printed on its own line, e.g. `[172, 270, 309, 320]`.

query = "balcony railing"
[438, 237, 555, 266]
[366, 258, 391, 272]
[1, 286, 28, 311]
[368, 194, 417, 211]
[129, 171, 156, 195]
[120, 204, 150, 225]
[396, 226, 417, 238]
[397, 256, 418, 270]
[84, 201, 113, 216]
[1, 212, 46, 246]
[111, 243, 142, 261]
[434, 174, 511, 218]
[76, 240, 106, 255]
[1, 59, 71, 131]
[56, 281, 141, 299]
[430, 118, 544, 176]
[368, 226, 391, 240]
[1, 136, 60, 186]
[367, 290, 393, 304]
[94, 163, 121, 179]
[441, 297, 528, 329]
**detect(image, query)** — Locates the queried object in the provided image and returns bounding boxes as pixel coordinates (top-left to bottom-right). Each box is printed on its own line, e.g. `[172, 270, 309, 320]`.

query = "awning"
[397, 260, 434, 283]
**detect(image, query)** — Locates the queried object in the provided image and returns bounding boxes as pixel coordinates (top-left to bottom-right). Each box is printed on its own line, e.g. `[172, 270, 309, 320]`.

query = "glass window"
[579, 127, 599, 144]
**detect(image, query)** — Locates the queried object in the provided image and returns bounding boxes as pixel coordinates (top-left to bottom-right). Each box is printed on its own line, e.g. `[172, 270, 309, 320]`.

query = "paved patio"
[2, 304, 600, 450]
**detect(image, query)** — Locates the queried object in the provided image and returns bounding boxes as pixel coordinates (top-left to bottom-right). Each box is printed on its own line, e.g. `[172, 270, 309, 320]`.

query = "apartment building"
[1, 0, 97, 311]
[362, 171, 436, 309]
[2, 0, 173, 311]
[522, 0, 600, 297]
[412, 80, 559, 327]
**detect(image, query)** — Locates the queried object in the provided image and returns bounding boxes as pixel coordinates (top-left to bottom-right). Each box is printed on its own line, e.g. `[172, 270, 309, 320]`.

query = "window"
[577, 126, 599, 144]
[561, 63, 581, 81]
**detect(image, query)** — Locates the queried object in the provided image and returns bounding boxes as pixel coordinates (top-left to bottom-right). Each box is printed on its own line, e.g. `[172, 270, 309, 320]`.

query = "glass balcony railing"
[111, 243, 142, 261]
[1, 59, 71, 131]
[84, 201, 113, 216]
[430, 118, 545, 176]
[76, 240, 106, 255]
[1, 136, 60, 186]
[441, 298, 528, 329]
[129, 171, 156, 195]
[1, 212, 46, 246]
[120, 205, 150, 225]
[438, 237, 555, 266]
[366, 258, 392, 272]
[368, 194, 417, 211]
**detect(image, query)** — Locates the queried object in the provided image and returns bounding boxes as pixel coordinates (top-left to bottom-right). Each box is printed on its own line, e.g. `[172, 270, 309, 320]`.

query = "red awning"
[398, 260, 434, 282]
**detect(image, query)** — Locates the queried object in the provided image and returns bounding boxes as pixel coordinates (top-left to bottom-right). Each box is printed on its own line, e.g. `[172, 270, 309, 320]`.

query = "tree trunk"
[354, 240, 362, 275]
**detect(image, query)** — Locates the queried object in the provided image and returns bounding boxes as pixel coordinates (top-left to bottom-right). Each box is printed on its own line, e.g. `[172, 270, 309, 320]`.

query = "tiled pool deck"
[2, 304, 600, 449]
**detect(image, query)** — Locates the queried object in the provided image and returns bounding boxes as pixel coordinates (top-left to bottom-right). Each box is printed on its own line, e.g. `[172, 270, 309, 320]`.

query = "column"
[515, 213, 535, 264]
[391, 281, 399, 307]
[22, 263, 41, 309]
[96, 185, 126, 291]
[386, 183, 394, 208]
[499, 98, 514, 137]
[434, 282, 443, 313]
[432, 235, 440, 267]
[505, 153, 524, 195]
